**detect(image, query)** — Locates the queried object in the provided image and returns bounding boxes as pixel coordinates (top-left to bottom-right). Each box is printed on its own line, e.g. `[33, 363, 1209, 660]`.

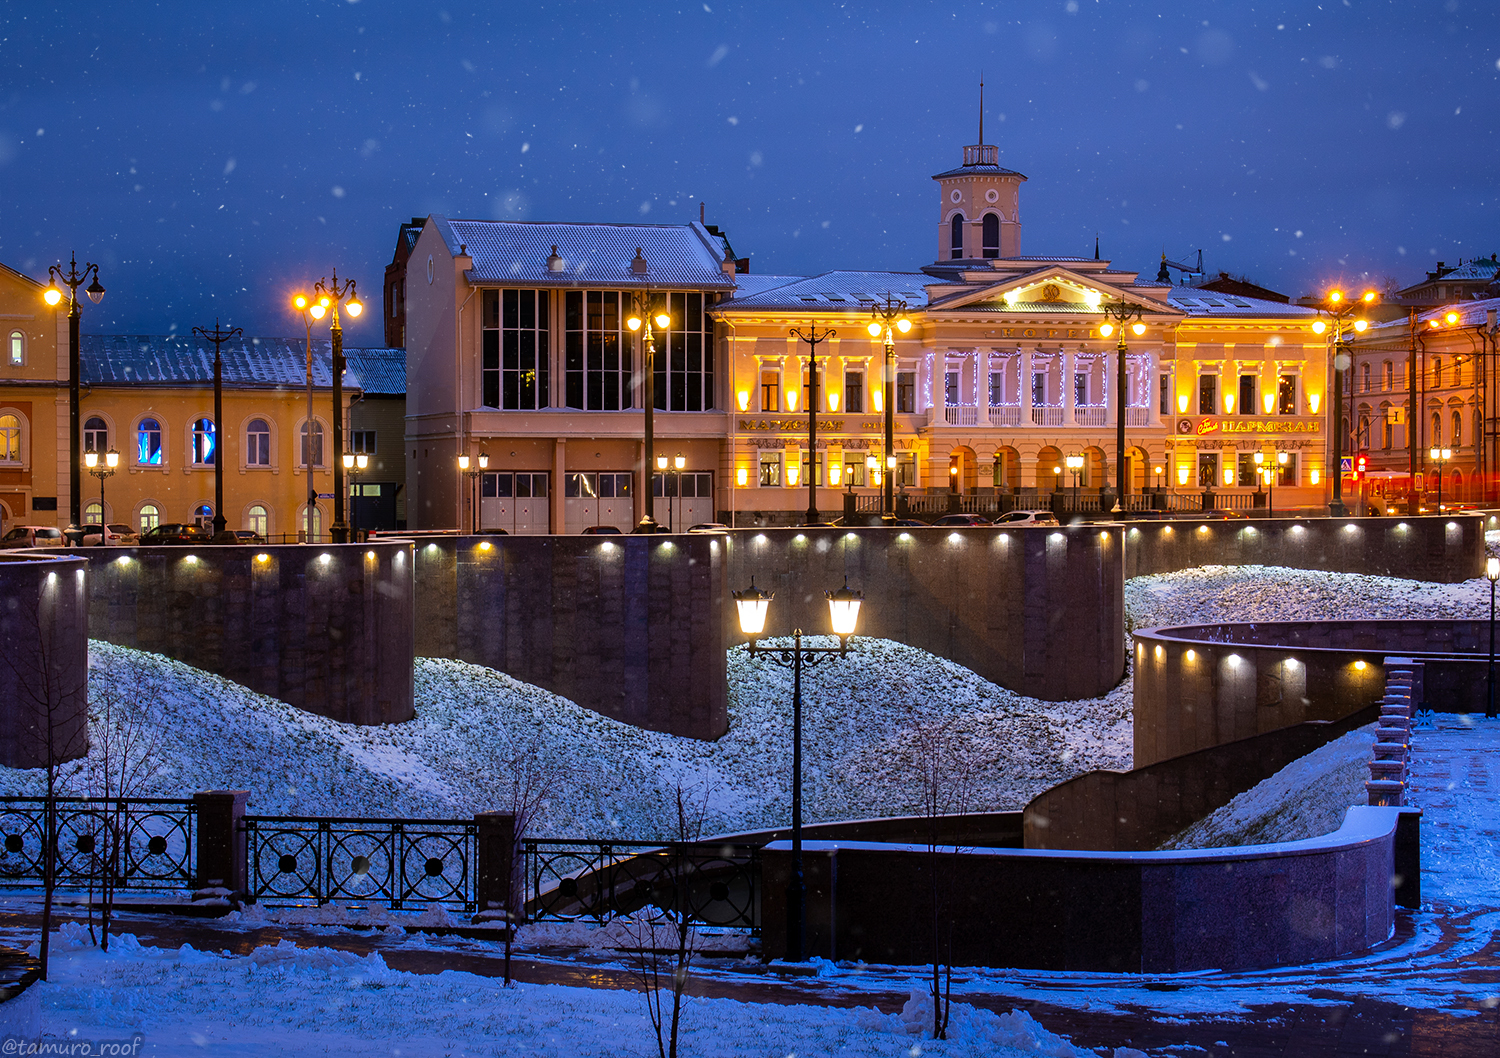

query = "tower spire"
[978, 76, 985, 145]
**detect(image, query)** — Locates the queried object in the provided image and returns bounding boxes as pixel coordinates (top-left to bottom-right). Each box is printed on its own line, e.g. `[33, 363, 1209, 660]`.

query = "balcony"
[988, 404, 1021, 427]
[1031, 406, 1064, 426]
[944, 404, 981, 426]
[1074, 407, 1105, 427]
[1126, 407, 1152, 426]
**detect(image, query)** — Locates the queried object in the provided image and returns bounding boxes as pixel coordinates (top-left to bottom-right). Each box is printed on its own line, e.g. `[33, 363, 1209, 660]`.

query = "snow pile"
[0, 639, 1132, 841]
[1158, 726, 1377, 849]
[22, 934, 1123, 1057]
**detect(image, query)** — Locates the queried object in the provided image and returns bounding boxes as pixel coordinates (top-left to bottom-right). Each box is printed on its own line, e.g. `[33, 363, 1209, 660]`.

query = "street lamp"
[627, 293, 673, 532]
[83, 449, 119, 534]
[654, 452, 686, 533]
[865, 295, 912, 523]
[1065, 453, 1084, 509]
[1488, 556, 1499, 720]
[291, 293, 325, 537]
[1311, 288, 1377, 516]
[305, 272, 362, 542]
[457, 451, 488, 534]
[1098, 299, 1149, 513]
[733, 577, 864, 963]
[343, 451, 370, 539]
[1429, 446, 1452, 511]
[1153, 464, 1164, 491]
[790, 322, 837, 525]
[192, 320, 243, 539]
[43, 253, 105, 529]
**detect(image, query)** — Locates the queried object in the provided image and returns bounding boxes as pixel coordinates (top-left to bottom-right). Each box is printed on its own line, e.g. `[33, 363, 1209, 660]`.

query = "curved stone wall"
[83, 542, 415, 725]
[0, 553, 89, 768]
[1122, 514, 1483, 582]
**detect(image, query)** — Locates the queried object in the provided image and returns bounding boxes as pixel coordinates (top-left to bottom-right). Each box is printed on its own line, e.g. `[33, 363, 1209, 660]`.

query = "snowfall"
[1, 559, 1498, 1055]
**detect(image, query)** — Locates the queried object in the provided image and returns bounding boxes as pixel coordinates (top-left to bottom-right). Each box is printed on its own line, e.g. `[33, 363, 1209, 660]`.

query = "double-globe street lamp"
[344, 451, 370, 538]
[1098, 299, 1148, 514]
[655, 452, 686, 533]
[293, 273, 364, 543]
[1429, 447, 1452, 512]
[1310, 289, 1377, 516]
[1254, 450, 1288, 518]
[457, 451, 489, 534]
[865, 296, 912, 523]
[43, 254, 105, 529]
[627, 294, 673, 532]
[733, 578, 864, 963]
[83, 449, 119, 533]
[1065, 453, 1084, 509]
[790, 322, 837, 525]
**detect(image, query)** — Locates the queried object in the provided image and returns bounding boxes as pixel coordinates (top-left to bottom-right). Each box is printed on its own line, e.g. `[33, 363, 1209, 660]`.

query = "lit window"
[138, 503, 160, 531]
[137, 418, 163, 466]
[6, 331, 22, 366]
[0, 414, 20, 463]
[247, 505, 268, 536]
[192, 418, 217, 466]
[193, 503, 214, 528]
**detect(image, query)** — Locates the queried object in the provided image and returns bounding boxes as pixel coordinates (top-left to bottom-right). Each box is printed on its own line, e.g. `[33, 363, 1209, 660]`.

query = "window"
[1198, 374, 1218, 416]
[758, 451, 782, 487]
[944, 370, 960, 406]
[1432, 357, 1443, 388]
[247, 419, 271, 466]
[1159, 374, 1170, 415]
[1277, 375, 1297, 415]
[486, 289, 551, 410]
[1032, 372, 1047, 406]
[989, 371, 1005, 406]
[1237, 452, 1258, 487]
[248, 505, 268, 536]
[1197, 452, 1218, 488]
[1383, 361, 1393, 390]
[843, 460, 866, 486]
[760, 369, 780, 412]
[349, 429, 376, 455]
[844, 370, 864, 414]
[0, 414, 19, 463]
[950, 213, 964, 259]
[802, 365, 824, 410]
[798, 452, 824, 487]
[1360, 363, 1370, 393]
[301, 504, 322, 540]
[138, 503, 160, 531]
[194, 503, 214, 528]
[894, 452, 917, 486]
[1431, 411, 1441, 446]
[6, 331, 21, 366]
[137, 419, 163, 466]
[84, 501, 102, 523]
[653, 470, 712, 499]
[1277, 454, 1298, 486]
[981, 213, 1000, 258]
[896, 371, 916, 413]
[1075, 373, 1088, 407]
[652, 292, 715, 412]
[1453, 409, 1463, 448]
[480, 472, 549, 500]
[1382, 412, 1393, 451]
[83, 416, 108, 454]
[300, 421, 325, 468]
[565, 471, 631, 499]
[192, 418, 216, 465]
[1238, 374, 1257, 415]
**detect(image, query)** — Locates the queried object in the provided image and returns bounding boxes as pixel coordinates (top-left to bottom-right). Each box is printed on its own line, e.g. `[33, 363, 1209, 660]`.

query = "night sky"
[2, 1, 1497, 338]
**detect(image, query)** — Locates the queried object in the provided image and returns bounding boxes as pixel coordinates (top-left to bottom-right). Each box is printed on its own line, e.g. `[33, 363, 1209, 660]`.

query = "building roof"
[1366, 296, 1500, 336]
[81, 335, 404, 392]
[432, 217, 738, 290]
[729, 274, 806, 298]
[714, 271, 933, 312]
[343, 345, 407, 396]
[1167, 292, 1315, 318]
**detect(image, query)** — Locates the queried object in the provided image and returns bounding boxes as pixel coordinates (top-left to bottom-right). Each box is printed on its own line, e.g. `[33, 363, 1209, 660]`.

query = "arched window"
[193, 504, 214, 528]
[247, 505, 269, 536]
[300, 421, 324, 468]
[7, 331, 22, 366]
[192, 418, 216, 465]
[1358, 414, 1370, 448]
[84, 416, 108, 454]
[950, 213, 964, 260]
[301, 504, 323, 540]
[1431, 411, 1442, 446]
[1453, 409, 1463, 448]
[1432, 357, 1443, 388]
[137, 418, 163, 465]
[1383, 361, 1393, 389]
[981, 213, 1000, 258]
[1381, 408, 1393, 451]
[1360, 364, 1370, 393]
[138, 503, 160, 531]
[84, 501, 103, 524]
[246, 419, 271, 466]
[0, 414, 19, 463]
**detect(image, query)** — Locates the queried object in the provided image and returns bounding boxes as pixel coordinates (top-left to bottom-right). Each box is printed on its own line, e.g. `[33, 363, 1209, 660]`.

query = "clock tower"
[932, 92, 1026, 262]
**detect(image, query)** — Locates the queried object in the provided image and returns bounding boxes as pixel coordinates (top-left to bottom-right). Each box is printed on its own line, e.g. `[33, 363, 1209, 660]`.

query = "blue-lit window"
[137, 418, 163, 466]
[192, 418, 216, 466]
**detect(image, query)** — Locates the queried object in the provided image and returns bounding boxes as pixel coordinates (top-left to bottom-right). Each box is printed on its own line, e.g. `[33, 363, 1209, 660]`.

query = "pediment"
[926, 264, 1181, 316]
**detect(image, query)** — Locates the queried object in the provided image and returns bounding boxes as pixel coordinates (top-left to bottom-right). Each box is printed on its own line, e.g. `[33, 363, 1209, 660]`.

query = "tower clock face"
[1042, 284, 1061, 301]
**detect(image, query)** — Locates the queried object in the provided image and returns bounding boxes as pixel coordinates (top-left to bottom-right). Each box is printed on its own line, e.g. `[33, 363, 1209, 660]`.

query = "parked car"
[992, 510, 1060, 526]
[139, 523, 212, 546]
[230, 529, 266, 545]
[0, 525, 66, 549]
[1166, 509, 1244, 520]
[65, 523, 139, 547]
[580, 524, 623, 535]
[932, 513, 991, 527]
[686, 522, 730, 533]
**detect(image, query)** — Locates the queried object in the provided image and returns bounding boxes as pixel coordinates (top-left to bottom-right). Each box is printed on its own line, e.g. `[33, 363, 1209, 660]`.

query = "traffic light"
[1355, 453, 1368, 479]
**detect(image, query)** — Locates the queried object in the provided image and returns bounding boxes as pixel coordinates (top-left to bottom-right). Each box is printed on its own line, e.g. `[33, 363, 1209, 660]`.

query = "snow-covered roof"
[343, 346, 406, 396]
[1168, 292, 1316, 318]
[81, 335, 402, 391]
[728, 274, 806, 298]
[714, 271, 932, 311]
[433, 218, 737, 290]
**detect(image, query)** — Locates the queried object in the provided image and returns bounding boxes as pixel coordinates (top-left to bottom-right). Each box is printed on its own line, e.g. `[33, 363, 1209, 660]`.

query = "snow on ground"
[1405, 713, 1500, 905]
[1158, 726, 1377, 849]
[22, 922, 1127, 1058]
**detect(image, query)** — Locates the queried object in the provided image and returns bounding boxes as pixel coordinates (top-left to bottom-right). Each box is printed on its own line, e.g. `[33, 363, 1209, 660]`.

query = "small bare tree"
[627, 780, 712, 1058]
[907, 713, 980, 1041]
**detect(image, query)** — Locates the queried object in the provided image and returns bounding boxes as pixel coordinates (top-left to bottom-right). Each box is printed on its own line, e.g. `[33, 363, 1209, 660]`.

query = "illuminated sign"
[1178, 417, 1322, 436]
[738, 419, 883, 432]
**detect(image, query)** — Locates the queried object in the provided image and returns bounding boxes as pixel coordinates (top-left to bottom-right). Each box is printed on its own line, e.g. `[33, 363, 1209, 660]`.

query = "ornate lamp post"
[733, 577, 864, 963]
[343, 452, 370, 539]
[1310, 289, 1377, 516]
[1098, 299, 1147, 513]
[306, 272, 363, 542]
[192, 320, 243, 538]
[1065, 453, 1083, 509]
[83, 449, 119, 533]
[627, 294, 672, 532]
[457, 451, 488, 534]
[1488, 556, 1499, 720]
[1429, 446, 1452, 512]
[291, 293, 324, 537]
[43, 254, 105, 529]
[790, 323, 837, 525]
[865, 295, 911, 523]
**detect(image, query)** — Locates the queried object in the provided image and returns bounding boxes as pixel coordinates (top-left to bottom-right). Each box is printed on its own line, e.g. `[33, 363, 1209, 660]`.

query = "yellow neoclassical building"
[399, 134, 1333, 530]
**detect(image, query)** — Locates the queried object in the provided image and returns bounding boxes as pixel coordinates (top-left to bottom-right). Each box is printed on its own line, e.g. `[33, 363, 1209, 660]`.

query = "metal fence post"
[192, 790, 248, 894]
[474, 812, 518, 920]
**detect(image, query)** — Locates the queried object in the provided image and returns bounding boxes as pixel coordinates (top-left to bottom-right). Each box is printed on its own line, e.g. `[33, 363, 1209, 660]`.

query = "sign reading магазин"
[1174, 417, 1322, 436]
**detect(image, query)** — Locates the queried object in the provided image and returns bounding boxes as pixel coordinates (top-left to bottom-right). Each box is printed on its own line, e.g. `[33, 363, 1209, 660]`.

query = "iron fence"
[243, 815, 477, 911]
[522, 839, 760, 929]
[0, 797, 196, 892]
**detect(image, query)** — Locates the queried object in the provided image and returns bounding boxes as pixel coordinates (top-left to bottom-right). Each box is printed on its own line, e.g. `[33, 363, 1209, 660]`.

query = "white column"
[1150, 351, 1163, 426]
[1021, 348, 1033, 422]
[1105, 349, 1119, 426]
[1064, 347, 1076, 425]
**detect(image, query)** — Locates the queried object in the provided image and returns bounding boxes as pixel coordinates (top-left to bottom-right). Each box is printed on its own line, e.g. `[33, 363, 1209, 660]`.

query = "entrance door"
[564, 472, 634, 533]
[652, 471, 714, 531]
[480, 471, 550, 534]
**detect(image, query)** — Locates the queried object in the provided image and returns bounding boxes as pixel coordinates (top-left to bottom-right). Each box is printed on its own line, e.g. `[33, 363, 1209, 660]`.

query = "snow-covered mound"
[1158, 726, 1377, 849]
[0, 639, 1131, 840]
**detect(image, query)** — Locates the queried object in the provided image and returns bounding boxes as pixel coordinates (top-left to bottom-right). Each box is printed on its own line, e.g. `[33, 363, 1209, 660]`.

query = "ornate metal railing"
[522, 839, 760, 929]
[0, 797, 196, 892]
[243, 816, 477, 911]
